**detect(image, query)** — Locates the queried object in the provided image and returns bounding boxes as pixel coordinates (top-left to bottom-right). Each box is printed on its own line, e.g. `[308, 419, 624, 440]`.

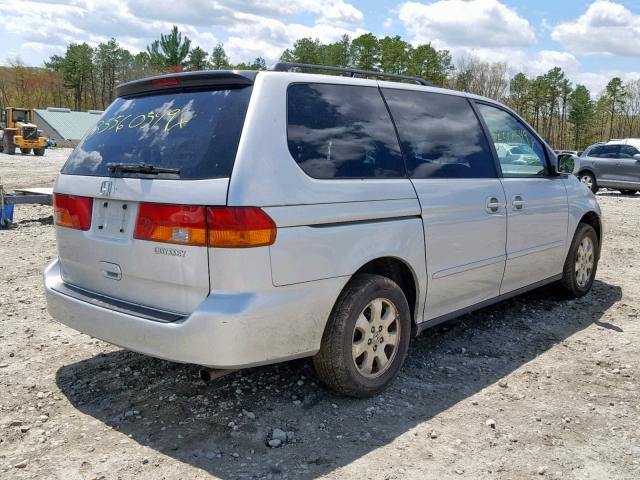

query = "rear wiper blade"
[106, 162, 180, 175]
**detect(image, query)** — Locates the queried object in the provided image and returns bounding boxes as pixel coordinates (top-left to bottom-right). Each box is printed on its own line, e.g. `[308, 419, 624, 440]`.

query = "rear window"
[62, 86, 252, 180]
[287, 83, 405, 179]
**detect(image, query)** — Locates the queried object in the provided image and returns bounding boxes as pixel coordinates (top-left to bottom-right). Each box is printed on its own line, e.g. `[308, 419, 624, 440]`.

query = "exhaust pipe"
[199, 368, 237, 382]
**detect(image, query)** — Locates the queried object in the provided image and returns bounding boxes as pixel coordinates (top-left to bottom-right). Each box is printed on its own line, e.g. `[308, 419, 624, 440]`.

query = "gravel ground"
[0, 148, 70, 192]
[1, 150, 639, 479]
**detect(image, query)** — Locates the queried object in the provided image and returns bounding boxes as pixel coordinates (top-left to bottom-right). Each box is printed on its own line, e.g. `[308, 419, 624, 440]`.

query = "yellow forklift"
[0, 107, 47, 156]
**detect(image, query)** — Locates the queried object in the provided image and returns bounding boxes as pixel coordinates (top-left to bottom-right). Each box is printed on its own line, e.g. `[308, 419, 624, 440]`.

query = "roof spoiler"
[115, 70, 256, 97]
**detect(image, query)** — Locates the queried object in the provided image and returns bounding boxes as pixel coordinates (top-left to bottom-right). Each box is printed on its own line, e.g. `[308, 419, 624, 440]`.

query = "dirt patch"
[0, 148, 72, 192]
[1, 151, 639, 479]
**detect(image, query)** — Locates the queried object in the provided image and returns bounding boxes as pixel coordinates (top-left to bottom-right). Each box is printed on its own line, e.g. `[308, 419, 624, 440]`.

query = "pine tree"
[568, 85, 594, 149]
[187, 47, 209, 71]
[147, 26, 191, 70]
[210, 43, 230, 70]
[605, 77, 626, 139]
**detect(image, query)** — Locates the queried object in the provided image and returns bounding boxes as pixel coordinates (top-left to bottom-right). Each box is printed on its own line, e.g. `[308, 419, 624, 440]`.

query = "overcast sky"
[0, 0, 639, 93]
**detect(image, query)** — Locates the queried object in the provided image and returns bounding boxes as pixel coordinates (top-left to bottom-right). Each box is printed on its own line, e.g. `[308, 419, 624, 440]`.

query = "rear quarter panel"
[226, 72, 428, 323]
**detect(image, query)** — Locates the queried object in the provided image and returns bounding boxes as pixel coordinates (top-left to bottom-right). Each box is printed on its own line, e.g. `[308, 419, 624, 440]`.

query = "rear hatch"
[54, 72, 254, 314]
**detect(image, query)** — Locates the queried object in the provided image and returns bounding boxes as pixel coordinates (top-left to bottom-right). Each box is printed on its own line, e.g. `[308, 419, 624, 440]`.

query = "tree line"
[1, 26, 639, 150]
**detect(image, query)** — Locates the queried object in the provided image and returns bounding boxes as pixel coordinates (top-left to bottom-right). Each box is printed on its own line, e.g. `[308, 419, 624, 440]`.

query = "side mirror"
[557, 154, 575, 174]
[634, 154, 640, 162]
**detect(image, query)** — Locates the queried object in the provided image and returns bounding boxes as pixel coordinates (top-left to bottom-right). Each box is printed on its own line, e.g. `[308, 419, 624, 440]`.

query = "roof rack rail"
[272, 62, 431, 86]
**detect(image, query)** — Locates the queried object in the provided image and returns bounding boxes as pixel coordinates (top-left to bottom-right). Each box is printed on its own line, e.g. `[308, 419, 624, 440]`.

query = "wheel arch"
[352, 256, 420, 324]
[578, 211, 603, 251]
[577, 167, 596, 178]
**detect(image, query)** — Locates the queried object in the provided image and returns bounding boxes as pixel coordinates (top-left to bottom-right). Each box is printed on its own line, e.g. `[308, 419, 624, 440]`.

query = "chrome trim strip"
[432, 254, 506, 279]
[507, 240, 565, 260]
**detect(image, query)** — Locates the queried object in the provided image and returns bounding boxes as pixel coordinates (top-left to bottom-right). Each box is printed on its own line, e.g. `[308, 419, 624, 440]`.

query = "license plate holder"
[93, 199, 135, 239]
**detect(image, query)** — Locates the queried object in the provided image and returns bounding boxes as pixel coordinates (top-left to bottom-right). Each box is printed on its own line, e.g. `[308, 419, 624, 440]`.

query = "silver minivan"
[45, 64, 602, 397]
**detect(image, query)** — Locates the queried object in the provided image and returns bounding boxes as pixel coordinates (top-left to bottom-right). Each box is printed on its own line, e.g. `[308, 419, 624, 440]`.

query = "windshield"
[62, 86, 252, 180]
[13, 110, 30, 123]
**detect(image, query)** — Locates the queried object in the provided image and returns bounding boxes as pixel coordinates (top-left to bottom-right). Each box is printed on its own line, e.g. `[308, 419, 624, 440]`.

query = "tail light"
[134, 204, 207, 246]
[53, 194, 93, 230]
[207, 207, 276, 248]
[134, 203, 276, 248]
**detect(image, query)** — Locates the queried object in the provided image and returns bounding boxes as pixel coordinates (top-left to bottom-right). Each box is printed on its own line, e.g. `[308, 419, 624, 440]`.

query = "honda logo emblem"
[99, 181, 112, 197]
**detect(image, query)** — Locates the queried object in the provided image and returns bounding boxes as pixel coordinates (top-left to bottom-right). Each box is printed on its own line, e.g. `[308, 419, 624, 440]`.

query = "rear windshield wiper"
[107, 162, 181, 175]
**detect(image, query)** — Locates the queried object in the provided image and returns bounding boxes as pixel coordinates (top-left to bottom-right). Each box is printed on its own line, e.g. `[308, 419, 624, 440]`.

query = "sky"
[0, 0, 639, 93]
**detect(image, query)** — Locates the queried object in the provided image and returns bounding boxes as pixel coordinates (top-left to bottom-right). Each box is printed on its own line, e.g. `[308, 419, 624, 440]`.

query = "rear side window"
[287, 83, 405, 179]
[382, 89, 496, 179]
[619, 145, 639, 158]
[62, 86, 252, 180]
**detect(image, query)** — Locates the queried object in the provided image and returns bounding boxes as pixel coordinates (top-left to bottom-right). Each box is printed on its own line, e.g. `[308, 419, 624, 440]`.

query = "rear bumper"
[44, 258, 347, 368]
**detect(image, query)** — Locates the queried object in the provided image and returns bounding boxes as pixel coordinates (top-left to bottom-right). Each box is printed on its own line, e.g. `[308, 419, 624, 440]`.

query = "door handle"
[99, 261, 122, 281]
[485, 196, 502, 213]
[512, 195, 525, 210]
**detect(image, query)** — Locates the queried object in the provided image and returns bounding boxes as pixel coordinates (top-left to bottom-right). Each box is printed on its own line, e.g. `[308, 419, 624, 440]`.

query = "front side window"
[287, 83, 405, 179]
[597, 145, 620, 158]
[383, 89, 496, 179]
[477, 103, 547, 177]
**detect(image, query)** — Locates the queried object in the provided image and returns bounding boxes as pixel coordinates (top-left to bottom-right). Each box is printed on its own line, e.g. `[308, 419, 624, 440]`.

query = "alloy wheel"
[580, 174, 593, 190]
[575, 236, 595, 287]
[351, 298, 400, 379]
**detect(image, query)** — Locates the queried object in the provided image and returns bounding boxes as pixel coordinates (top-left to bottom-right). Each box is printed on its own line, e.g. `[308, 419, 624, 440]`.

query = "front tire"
[559, 223, 599, 298]
[579, 172, 598, 193]
[314, 274, 411, 398]
[20, 148, 32, 154]
[34, 147, 45, 156]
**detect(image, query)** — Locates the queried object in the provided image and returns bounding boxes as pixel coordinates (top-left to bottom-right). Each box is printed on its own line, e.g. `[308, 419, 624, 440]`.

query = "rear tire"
[579, 172, 598, 193]
[34, 148, 45, 156]
[20, 148, 32, 154]
[313, 274, 411, 398]
[619, 189, 638, 195]
[559, 223, 599, 298]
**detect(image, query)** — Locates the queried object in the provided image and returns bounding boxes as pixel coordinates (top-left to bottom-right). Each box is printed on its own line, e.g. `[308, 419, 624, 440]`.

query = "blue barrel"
[1, 194, 15, 227]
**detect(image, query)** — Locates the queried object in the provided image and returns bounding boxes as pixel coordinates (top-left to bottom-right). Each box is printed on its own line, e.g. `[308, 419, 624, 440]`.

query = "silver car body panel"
[53, 175, 230, 313]
[45, 70, 602, 369]
[45, 258, 348, 368]
[412, 178, 507, 321]
[563, 175, 603, 243]
[499, 177, 568, 294]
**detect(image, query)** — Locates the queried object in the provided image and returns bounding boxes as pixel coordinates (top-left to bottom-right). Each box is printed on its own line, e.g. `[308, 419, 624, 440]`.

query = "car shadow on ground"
[56, 279, 622, 479]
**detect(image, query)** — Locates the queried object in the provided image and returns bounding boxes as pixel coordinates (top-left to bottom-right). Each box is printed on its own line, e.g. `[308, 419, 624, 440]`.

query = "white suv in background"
[44, 64, 602, 397]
